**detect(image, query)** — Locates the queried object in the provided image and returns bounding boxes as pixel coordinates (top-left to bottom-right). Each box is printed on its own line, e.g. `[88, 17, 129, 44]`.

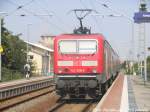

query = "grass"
[1, 67, 24, 82]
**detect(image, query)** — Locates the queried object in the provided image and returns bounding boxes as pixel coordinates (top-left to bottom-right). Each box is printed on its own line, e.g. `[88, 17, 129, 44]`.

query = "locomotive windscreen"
[59, 40, 77, 53]
[58, 39, 97, 54]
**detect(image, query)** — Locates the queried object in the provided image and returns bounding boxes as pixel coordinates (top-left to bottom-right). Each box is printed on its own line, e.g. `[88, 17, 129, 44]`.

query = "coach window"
[59, 40, 77, 54]
[78, 40, 97, 54]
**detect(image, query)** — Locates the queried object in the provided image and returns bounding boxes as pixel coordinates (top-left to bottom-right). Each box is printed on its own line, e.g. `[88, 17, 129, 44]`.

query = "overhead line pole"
[0, 15, 2, 81]
[0, 12, 7, 81]
[26, 24, 32, 63]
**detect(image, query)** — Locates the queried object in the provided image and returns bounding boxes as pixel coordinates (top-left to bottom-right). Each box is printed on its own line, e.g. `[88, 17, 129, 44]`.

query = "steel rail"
[82, 100, 98, 112]
[0, 88, 55, 111]
[0, 78, 54, 100]
[48, 97, 66, 112]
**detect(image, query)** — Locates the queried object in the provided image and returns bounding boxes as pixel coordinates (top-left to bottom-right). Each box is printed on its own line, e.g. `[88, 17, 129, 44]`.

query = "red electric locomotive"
[54, 9, 120, 99]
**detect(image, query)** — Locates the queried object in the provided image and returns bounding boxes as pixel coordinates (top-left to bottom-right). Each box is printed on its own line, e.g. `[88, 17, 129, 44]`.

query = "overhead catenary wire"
[80, 0, 120, 53]
[16, 0, 35, 9]
[35, 0, 72, 32]
[79, 0, 101, 33]
[6, 0, 35, 16]
[88, 0, 103, 32]
[6, 0, 67, 33]
[33, 0, 58, 34]
[96, 0, 135, 58]
[95, 0, 133, 21]
[34, 0, 53, 19]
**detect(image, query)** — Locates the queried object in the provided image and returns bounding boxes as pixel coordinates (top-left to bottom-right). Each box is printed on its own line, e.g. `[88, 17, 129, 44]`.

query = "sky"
[0, 0, 150, 60]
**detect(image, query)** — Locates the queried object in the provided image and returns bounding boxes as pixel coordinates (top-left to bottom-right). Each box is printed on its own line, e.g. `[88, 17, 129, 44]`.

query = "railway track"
[0, 78, 54, 100]
[0, 78, 55, 111]
[48, 99, 98, 112]
[0, 88, 55, 111]
[0, 77, 100, 112]
[48, 98, 66, 112]
[82, 101, 97, 112]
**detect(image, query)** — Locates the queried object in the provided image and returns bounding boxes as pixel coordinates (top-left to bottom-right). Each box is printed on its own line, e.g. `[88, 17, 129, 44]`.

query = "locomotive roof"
[55, 33, 105, 39]
[55, 33, 119, 58]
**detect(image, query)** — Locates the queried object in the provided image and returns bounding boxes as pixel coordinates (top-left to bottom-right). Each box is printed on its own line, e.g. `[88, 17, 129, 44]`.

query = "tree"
[1, 20, 27, 72]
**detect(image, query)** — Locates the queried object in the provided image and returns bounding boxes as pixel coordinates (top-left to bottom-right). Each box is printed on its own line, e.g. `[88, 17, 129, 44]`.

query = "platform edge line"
[120, 75, 129, 112]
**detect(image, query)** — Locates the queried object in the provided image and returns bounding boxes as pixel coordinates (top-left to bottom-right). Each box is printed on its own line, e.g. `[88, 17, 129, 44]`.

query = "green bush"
[1, 67, 24, 82]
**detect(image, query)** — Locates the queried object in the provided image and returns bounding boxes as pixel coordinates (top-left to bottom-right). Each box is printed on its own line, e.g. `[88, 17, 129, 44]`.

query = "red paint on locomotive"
[54, 34, 104, 75]
[54, 33, 120, 99]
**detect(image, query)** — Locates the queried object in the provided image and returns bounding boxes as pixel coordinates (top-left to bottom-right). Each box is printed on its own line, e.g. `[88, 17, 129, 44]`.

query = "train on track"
[54, 9, 120, 99]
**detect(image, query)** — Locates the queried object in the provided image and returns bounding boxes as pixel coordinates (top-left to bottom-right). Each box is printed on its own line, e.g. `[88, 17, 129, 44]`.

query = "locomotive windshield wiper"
[91, 45, 97, 55]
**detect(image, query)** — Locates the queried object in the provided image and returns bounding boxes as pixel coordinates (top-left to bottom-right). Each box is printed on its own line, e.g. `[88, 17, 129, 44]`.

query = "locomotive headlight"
[58, 61, 73, 66]
[92, 69, 97, 73]
[58, 69, 62, 73]
[82, 61, 97, 66]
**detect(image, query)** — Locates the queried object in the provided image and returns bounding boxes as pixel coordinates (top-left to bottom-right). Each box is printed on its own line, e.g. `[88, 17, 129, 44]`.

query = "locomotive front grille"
[56, 75, 98, 89]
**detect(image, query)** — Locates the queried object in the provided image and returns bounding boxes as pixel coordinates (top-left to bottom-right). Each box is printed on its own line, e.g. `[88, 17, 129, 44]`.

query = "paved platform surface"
[129, 75, 150, 111]
[93, 74, 150, 112]
[0, 76, 53, 89]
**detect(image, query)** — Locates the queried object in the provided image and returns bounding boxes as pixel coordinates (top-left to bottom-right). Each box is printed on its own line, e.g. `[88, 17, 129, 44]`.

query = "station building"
[38, 35, 55, 49]
[26, 41, 54, 76]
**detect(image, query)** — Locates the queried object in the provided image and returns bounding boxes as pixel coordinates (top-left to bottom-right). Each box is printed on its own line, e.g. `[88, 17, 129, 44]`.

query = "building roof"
[25, 41, 53, 52]
[41, 35, 56, 38]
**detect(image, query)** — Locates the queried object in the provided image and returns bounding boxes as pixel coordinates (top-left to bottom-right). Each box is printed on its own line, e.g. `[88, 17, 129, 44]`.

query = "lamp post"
[26, 23, 32, 63]
[24, 14, 53, 63]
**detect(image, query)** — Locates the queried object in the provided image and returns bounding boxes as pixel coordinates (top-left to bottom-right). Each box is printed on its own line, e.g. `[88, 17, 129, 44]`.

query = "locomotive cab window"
[59, 40, 77, 54]
[58, 39, 97, 54]
[78, 40, 97, 54]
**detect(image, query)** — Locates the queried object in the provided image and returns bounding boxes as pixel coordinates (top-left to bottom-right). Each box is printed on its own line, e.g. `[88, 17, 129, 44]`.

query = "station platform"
[93, 74, 150, 112]
[0, 76, 53, 89]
